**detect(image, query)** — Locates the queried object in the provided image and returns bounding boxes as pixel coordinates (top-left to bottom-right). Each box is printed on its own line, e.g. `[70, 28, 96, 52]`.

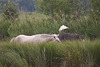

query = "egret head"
[59, 25, 69, 32]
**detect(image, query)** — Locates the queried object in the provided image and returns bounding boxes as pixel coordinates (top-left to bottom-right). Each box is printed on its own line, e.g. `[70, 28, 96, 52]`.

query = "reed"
[0, 40, 100, 67]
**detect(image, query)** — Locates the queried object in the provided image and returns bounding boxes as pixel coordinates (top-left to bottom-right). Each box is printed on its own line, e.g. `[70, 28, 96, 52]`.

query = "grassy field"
[0, 40, 100, 67]
[0, 12, 100, 40]
[0, 12, 100, 67]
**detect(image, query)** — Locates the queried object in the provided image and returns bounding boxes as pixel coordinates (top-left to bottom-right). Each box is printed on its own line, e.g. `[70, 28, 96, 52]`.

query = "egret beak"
[67, 27, 69, 29]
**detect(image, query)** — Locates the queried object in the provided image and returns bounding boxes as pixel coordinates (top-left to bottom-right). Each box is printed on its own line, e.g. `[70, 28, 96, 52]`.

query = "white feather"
[59, 25, 69, 32]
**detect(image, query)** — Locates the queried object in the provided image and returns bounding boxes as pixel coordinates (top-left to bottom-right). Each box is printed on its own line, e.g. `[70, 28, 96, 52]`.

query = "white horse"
[10, 34, 61, 44]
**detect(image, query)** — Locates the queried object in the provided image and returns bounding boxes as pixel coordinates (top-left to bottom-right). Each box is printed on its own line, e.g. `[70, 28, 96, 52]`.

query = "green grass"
[0, 40, 100, 67]
[0, 12, 100, 40]
[0, 12, 100, 67]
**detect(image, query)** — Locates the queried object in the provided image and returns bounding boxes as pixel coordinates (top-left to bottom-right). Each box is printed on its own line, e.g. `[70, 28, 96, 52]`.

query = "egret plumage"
[59, 25, 69, 32]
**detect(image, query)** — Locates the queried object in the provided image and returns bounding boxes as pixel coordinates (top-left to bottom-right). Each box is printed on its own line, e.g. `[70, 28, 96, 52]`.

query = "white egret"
[59, 25, 69, 32]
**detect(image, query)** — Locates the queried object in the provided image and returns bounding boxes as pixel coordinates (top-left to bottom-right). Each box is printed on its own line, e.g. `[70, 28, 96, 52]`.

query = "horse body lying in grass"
[10, 34, 61, 44]
[58, 33, 84, 41]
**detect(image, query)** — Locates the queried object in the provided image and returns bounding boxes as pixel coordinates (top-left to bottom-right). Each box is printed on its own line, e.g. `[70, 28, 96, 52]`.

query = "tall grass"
[7, 14, 63, 38]
[65, 18, 100, 39]
[0, 20, 11, 40]
[0, 40, 100, 67]
[0, 12, 100, 40]
[7, 16, 100, 39]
